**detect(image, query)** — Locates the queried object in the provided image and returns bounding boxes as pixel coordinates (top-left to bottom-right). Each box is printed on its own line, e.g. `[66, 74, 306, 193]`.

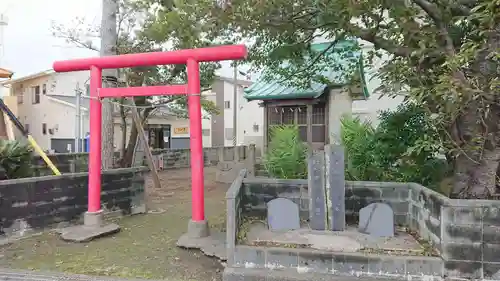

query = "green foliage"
[0, 140, 34, 179]
[263, 125, 308, 179]
[342, 104, 449, 189]
[189, 0, 499, 196]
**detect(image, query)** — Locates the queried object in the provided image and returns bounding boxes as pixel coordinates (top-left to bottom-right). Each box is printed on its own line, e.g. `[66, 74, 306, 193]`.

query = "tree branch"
[412, 0, 443, 23]
[354, 27, 414, 57]
[411, 0, 457, 58]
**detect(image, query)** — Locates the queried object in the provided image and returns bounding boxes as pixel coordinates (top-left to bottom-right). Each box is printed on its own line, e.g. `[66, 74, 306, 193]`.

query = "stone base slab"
[177, 230, 227, 260]
[58, 223, 120, 243]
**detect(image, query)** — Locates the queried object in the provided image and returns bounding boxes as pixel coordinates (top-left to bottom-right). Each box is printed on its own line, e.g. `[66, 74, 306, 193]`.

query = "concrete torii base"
[58, 211, 120, 243]
[177, 220, 227, 260]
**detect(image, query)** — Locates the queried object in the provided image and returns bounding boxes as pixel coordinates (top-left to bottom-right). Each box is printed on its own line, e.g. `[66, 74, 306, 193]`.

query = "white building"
[0, 70, 249, 152]
[205, 76, 261, 148]
[352, 44, 404, 127]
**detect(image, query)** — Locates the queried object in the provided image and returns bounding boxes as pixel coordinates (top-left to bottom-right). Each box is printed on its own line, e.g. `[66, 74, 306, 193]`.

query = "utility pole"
[100, 0, 118, 169]
[233, 64, 238, 147]
[0, 14, 7, 65]
[75, 85, 82, 152]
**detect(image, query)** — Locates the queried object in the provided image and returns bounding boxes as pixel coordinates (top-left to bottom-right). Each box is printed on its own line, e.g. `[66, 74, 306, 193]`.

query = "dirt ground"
[0, 167, 229, 281]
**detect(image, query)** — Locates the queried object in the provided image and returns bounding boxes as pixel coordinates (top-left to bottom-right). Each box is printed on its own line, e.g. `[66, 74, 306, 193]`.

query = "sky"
[0, 0, 250, 81]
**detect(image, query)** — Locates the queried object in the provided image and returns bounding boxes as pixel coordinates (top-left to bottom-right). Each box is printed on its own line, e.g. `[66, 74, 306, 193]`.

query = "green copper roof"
[244, 40, 369, 101]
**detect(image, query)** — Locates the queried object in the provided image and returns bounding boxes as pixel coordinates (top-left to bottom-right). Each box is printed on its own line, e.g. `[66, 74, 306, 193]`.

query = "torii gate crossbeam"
[53, 45, 247, 230]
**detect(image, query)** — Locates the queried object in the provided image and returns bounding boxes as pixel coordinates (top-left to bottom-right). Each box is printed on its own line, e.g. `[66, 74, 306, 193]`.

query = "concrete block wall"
[32, 152, 90, 176]
[240, 178, 409, 224]
[151, 145, 250, 169]
[407, 183, 447, 252]
[345, 181, 409, 225]
[241, 178, 308, 220]
[441, 200, 500, 280]
[0, 167, 147, 238]
[228, 175, 500, 280]
[226, 246, 442, 280]
[225, 169, 248, 266]
[15, 146, 251, 179]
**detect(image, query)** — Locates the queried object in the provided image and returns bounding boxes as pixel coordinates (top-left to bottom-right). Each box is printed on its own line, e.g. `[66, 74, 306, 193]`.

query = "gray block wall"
[152, 145, 249, 169]
[408, 183, 446, 252]
[0, 167, 147, 238]
[226, 169, 248, 266]
[227, 245, 442, 280]
[227, 175, 500, 280]
[240, 179, 409, 225]
[2, 146, 252, 180]
[441, 200, 500, 279]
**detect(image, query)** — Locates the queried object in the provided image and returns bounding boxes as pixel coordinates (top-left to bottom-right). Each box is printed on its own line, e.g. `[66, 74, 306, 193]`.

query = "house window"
[17, 93, 23, 104]
[24, 124, 29, 134]
[42, 84, 47, 95]
[253, 124, 259, 132]
[42, 123, 47, 135]
[267, 105, 324, 143]
[202, 129, 210, 136]
[312, 105, 326, 142]
[224, 101, 231, 109]
[225, 128, 234, 140]
[32, 85, 40, 104]
[296, 106, 307, 142]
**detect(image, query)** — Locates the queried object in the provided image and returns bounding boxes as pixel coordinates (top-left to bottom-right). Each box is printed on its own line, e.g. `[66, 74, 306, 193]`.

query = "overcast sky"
[0, 0, 247, 80]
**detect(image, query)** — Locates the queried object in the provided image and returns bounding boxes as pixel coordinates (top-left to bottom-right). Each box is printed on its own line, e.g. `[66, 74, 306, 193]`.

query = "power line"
[79, 92, 202, 110]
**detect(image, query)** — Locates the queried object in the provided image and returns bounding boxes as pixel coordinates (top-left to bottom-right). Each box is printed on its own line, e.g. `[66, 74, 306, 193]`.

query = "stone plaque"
[308, 151, 327, 230]
[358, 202, 395, 237]
[325, 145, 346, 231]
[267, 198, 300, 231]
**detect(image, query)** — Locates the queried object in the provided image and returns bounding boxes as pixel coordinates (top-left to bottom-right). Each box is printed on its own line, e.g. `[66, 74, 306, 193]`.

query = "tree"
[185, 0, 498, 198]
[100, 0, 119, 169]
[52, 0, 221, 167]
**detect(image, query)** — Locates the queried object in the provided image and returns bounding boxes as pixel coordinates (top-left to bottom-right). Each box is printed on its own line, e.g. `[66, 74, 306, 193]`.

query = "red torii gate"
[53, 45, 247, 237]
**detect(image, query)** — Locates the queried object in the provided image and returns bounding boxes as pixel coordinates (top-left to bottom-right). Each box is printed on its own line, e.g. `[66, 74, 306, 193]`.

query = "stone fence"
[151, 145, 252, 170]
[0, 146, 252, 179]
[0, 167, 147, 240]
[226, 174, 500, 280]
[0, 146, 255, 180]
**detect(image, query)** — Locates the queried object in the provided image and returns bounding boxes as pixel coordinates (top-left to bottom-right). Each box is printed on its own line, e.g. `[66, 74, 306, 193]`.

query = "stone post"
[308, 150, 327, 230]
[69, 160, 76, 173]
[246, 144, 256, 177]
[234, 145, 240, 162]
[217, 147, 225, 164]
[325, 144, 346, 231]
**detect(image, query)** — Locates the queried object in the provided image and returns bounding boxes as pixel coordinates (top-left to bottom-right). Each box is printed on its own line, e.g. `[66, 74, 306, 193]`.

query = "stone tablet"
[358, 202, 394, 237]
[267, 198, 300, 232]
[308, 151, 327, 230]
[325, 145, 346, 231]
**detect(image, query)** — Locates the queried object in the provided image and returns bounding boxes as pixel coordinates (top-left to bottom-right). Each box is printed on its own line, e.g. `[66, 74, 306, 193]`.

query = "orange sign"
[174, 127, 189, 134]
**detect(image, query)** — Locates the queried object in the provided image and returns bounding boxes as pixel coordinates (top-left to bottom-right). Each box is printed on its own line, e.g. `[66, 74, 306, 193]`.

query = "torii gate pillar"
[53, 45, 247, 242]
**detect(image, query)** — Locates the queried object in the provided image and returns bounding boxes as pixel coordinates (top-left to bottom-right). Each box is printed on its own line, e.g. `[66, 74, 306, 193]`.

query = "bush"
[264, 125, 308, 179]
[341, 103, 450, 189]
[0, 140, 34, 179]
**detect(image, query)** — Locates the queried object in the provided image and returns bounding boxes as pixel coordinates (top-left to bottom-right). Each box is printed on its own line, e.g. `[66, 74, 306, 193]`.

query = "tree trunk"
[100, 0, 118, 169]
[450, 100, 500, 198]
[452, 148, 500, 198]
[122, 107, 154, 167]
[449, 104, 499, 198]
[451, 23, 500, 198]
[119, 98, 127, 159]
[122, 121, 139, 167]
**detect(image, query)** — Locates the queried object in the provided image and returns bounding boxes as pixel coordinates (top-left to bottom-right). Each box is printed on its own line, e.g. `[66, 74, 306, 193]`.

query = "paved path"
[0, 269, 160, 281]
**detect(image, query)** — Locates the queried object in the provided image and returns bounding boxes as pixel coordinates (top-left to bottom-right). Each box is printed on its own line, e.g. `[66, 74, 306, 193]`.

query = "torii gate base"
[53, 45, 247, 242]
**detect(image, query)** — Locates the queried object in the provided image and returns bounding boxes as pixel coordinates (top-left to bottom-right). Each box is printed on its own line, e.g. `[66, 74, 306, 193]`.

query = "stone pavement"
[0, 268, 161, 281]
